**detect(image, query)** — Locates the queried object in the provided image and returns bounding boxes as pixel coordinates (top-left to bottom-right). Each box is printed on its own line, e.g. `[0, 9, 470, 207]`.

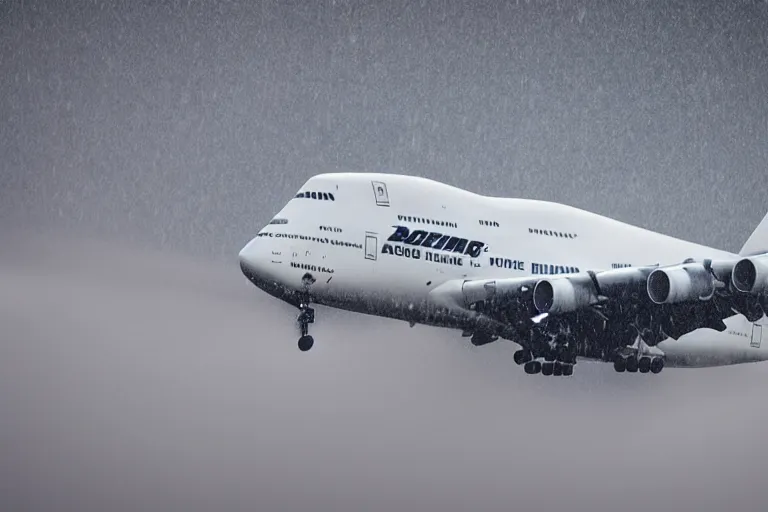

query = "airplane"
[238, 172, 768, 377]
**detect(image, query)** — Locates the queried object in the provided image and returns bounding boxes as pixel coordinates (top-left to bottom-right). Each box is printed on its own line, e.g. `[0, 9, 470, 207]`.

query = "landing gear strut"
[297, 299, 315, 351]
[297, 276, 315, 351]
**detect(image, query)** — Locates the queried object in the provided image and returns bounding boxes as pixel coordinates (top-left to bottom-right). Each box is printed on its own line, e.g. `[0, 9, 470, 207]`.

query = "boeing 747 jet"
[239, 173, 768, 377]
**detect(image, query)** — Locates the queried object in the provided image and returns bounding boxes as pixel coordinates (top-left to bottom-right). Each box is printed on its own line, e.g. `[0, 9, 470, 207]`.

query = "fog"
[2, 1, 768, 511]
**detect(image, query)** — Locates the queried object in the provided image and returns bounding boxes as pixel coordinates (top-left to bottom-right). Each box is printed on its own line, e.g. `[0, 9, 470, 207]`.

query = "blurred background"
[1, 1, 767, 511]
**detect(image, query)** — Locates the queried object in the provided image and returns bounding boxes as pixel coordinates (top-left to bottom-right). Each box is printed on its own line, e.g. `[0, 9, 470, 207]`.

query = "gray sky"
[2, 0, 767, 259]
[2, 1, 768, 511]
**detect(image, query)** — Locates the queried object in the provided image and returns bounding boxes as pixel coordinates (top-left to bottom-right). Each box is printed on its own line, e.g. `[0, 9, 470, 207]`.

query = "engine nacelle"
[646, 263, 715, 304]
[461, 278, 536, 306]
[732, 254, 768, 294]
[533, 275, 598, 314]
[428, 276, 537, 311]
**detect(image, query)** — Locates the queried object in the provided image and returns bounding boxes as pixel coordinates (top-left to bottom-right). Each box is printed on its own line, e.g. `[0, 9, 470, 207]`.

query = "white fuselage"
[239, 172, 768, 368]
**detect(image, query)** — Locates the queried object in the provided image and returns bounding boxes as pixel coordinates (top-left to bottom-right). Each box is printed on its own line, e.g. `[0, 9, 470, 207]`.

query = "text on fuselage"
[381, 244, 466, 266]
[291, 261, 335, 274]
[385, 225, 485, 258]
[489, 257, 525, 271]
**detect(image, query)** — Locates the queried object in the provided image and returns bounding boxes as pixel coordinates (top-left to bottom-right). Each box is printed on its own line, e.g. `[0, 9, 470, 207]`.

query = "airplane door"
[364, 232, 378, 261]
[751, 324, 762, 348]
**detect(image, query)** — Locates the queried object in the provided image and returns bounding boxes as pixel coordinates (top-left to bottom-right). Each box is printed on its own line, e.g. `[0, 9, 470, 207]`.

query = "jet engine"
[732, 253, 768, 294]
[532, 267, 649, 314]
[646, 263, 715, 304]
[533, 274, 598, 314]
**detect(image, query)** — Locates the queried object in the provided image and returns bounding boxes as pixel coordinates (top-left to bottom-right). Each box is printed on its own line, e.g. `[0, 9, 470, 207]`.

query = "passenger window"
[293, 190, 336, 201]
[269, 218, 288, 225]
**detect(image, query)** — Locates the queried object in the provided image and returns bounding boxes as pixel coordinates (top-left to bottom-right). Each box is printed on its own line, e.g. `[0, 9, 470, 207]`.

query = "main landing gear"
[613, 353, 664, 374]
[612, 336, 665, 374]
[515, 348, 575, 377]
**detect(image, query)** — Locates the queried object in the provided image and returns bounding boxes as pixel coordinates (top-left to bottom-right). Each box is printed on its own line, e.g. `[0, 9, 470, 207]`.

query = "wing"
[429, 253, 768, 364]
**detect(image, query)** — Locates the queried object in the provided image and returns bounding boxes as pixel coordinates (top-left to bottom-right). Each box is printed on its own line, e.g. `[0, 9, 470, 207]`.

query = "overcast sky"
[3, 0, 767, 259]
[2, 1, 768, 511]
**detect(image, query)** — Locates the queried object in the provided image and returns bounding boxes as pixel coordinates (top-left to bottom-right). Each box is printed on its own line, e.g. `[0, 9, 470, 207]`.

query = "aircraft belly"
[657, 330, 768, 368]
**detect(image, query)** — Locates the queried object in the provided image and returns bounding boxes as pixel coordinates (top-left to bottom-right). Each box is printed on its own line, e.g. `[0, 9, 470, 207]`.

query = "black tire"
[638, 356, 651, 373]
[613, 358, 626, 372]
[514, 349, 532, 365]
[650, 357, 664, 374]
[562, 364, 573, 377]
[542, 362, 554, 376]
[553, 362, 563, 376]
[626, 357, 639, 373]
[298, 335, 314, 352]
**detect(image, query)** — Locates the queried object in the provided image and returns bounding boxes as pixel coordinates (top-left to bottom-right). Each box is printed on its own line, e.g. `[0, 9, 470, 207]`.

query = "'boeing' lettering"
[387, 225, 485, 258]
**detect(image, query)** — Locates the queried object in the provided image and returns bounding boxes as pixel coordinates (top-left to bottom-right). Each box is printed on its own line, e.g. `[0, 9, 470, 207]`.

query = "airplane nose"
[238, 236, 294, 302]
[238, 237, 263, 282]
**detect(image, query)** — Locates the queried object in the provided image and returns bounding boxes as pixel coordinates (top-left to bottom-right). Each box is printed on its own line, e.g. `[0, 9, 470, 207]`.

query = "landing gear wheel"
[542, 362, 554, 376]
[626, 357, 639, 373]
[614, 358, 626, 373]
[553, 362, 563, 376]
[298, 335, 314, 352]
[562, 364, 573, 377]
[524, 361, 542, 374]
[650, 357, 665, 374]
[514, 349, 533, 365]
[638, 356, 651, 373]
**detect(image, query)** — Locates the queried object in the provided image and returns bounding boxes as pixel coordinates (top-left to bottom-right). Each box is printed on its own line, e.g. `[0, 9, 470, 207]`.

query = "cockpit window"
[269, 218, 288, 225]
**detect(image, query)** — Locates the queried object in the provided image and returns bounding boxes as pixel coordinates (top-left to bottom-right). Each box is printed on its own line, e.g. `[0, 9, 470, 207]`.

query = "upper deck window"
[295, 191, 335, 201]
[269, 218, 288, 225]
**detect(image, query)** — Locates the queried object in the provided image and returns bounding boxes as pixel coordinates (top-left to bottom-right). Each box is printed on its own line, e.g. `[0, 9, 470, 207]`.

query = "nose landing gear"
[297, 302, 315, 351]
[297, 274, 315, 352]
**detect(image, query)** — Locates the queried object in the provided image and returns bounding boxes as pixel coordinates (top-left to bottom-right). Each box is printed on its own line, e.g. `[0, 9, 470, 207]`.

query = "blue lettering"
[386, 226, 485, 257]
